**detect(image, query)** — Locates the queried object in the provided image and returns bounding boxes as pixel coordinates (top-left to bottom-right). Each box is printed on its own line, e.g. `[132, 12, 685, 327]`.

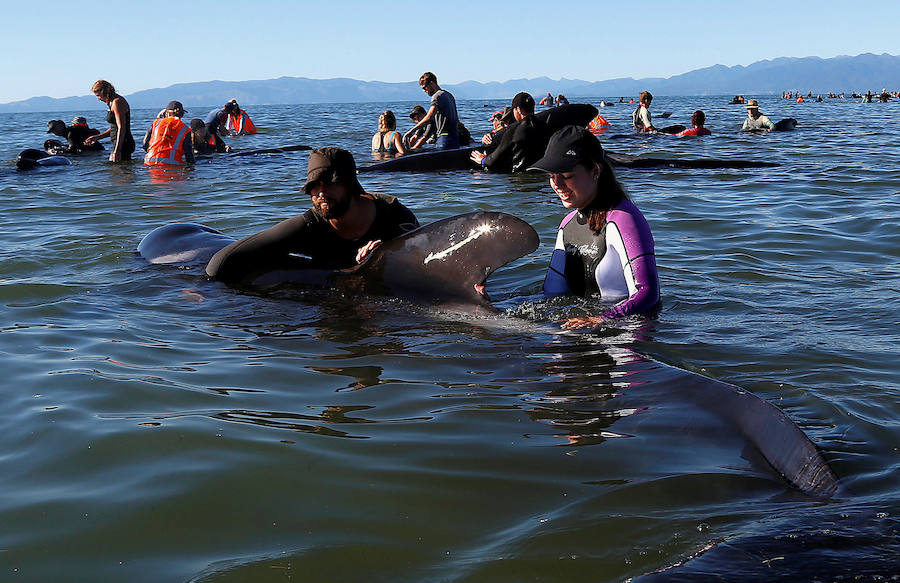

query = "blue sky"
[4, 0, 899, 104]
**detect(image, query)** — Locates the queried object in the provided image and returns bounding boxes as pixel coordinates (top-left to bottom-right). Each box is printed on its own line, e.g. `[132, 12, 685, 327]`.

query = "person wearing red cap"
[529, 126, 660, 327]
[206, 147, 419, 284]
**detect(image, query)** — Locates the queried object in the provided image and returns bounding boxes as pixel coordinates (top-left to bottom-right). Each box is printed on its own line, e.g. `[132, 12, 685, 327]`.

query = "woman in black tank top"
[85, 80, 135, 161]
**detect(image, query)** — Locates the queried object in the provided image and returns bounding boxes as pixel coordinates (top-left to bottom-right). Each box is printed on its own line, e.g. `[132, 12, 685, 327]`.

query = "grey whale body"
[138, 214, 838, 498]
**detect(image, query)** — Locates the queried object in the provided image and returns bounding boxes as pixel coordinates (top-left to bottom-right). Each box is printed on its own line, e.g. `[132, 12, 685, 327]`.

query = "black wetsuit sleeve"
[206, 213, 318, 283]
[482, 121, 518, 171]
[183, 132, 194, 164]
[510, 118, 549, 173]
[65, 129, 80, 153]
[143, 126, 152, 152]
[214, 134, 228, 153]
[379, 198, 419, 236]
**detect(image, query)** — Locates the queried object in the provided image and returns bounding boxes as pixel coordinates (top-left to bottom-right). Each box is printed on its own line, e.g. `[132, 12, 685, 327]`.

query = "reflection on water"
[0, 98, 897, 581]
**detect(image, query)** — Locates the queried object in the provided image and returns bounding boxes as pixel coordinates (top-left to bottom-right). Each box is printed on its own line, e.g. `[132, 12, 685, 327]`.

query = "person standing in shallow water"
[528, 126, 661, 328]
[84, 80, 135, 162]
[409, 72, 459, 149]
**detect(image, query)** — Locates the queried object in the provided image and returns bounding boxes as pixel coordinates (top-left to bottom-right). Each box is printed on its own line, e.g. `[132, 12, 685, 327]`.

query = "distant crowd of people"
[27, 71, 883, 326]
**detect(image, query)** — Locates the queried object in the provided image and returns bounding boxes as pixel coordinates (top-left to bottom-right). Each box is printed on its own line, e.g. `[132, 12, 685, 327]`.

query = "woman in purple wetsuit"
[529, 125, 660, 328]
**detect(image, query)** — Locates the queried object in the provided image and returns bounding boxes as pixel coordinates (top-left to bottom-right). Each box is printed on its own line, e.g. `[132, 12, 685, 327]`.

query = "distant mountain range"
[2, 53, 897, 113]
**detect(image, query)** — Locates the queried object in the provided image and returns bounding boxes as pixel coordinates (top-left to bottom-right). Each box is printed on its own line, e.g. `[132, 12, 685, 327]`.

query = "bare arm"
[109, 97, 128, 161]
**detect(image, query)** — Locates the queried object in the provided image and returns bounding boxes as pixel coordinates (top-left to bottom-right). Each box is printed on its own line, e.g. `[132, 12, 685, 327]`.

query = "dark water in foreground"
[1, 96, 898, 581]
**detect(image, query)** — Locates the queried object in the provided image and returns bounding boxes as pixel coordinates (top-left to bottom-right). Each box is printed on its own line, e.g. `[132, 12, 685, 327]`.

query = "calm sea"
[1, 97, 897, 581]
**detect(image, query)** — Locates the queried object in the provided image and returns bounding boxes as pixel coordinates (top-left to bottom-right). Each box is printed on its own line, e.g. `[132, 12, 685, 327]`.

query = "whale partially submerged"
[138, 212, 839, 498]
[140, 211, 540, 307]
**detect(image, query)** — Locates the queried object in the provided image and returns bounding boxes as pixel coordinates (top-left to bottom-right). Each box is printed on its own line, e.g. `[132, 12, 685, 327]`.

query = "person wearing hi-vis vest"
[143, 101, 195, 166]
[224, 99, 258, 135]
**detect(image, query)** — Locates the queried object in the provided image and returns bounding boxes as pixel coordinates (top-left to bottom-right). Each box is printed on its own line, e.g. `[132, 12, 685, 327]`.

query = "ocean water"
[0, 96, 897, 581]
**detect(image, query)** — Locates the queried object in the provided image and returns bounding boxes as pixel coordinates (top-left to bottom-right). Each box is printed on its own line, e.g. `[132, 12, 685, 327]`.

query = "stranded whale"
[140, 211, 540, 307]
[138, 212, 838, 498]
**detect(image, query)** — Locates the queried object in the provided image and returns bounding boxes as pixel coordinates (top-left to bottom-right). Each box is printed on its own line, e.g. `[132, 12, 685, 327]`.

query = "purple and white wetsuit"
[544, 198, 660, 319]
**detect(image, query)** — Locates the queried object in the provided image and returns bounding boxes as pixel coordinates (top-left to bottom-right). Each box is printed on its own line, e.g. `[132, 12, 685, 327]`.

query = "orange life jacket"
[144, 117, 190, 165]
[588, 113, 610, 134]
[226, 110, 257, 134]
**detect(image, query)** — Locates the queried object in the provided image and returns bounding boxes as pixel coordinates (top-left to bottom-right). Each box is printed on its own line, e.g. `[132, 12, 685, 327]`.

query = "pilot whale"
[139, 211, 540, 307]
[138, 211, 838, 498]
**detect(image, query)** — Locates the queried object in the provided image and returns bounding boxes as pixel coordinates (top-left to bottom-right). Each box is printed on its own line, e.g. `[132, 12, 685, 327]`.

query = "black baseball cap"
[528, 125, 604, 173]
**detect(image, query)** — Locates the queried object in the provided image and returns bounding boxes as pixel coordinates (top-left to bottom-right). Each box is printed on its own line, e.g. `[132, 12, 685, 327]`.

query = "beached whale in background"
[358, 147, 778, 173]
[140, 211, 540, 307]
[775, 117, 799, 131]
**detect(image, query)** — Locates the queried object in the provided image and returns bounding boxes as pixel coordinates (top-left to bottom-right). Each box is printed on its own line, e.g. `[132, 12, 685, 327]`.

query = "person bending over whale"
[205, 101, 239, 139]
[470, 92, 550, 172]
[206, 147, 419, 284]
[84, 79, 135, 162]
[632, 90, 657, 133]
[46, 117, 103, 154]
[529, 126, 660, 328]
[142, 101, 195, 166]
[189, 119, 230, 154]
[409, 72, 459, 149]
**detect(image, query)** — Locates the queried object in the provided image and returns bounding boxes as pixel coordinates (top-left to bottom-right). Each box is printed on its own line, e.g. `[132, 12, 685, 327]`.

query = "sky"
[4, 0, 900, 104]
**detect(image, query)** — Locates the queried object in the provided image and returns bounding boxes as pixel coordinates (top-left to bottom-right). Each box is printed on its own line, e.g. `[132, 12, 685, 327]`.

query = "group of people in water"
[28, 71, 826, 326]
[206, 72, 663, 327]
[38, 80, 258, 165]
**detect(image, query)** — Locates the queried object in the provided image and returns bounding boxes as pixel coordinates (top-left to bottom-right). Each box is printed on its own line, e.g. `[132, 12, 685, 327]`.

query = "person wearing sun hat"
[741, 99, 775, 132]
[206, 147, 419, 283]
[528, 125, 660, 327]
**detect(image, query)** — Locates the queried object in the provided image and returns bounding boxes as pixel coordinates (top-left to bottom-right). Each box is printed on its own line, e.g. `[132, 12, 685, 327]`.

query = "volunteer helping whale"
[206, 147, 419, 283]
[529, 126, 661, 328]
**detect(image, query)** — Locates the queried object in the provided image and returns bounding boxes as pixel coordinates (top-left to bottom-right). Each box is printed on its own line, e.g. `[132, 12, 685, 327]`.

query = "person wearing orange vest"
[224, 99, 258, 135]
[143, 101, 195, 166]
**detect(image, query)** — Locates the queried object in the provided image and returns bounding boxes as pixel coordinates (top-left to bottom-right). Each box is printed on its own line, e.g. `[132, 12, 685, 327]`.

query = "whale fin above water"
[138, 211, 540, 307]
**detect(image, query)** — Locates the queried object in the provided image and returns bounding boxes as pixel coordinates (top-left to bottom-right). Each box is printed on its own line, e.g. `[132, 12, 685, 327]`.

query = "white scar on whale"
[423, 223, 495, 264]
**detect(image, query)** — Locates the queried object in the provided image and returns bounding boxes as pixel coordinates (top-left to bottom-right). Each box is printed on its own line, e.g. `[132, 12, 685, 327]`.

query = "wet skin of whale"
[138, 211, 839, 500]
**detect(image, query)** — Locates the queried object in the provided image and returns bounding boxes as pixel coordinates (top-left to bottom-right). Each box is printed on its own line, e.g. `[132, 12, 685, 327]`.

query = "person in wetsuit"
[84, 80, 135, 161]
[404, 105, 436, 150]
[189, 119, 230, 154]
[46, 117, 103, 153]
[204, 101, 239, 139]
[528, 126, 660, 328]
[206, 147, 419, 284]
[632, 90, 657, 133]
[470, 92, 550, 172]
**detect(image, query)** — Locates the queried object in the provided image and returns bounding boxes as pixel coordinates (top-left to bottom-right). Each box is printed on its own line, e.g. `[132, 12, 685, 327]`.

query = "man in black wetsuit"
[206, 147, 419, 284]
[470, 92, 550, 172]
[46, 117, 104, 153]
